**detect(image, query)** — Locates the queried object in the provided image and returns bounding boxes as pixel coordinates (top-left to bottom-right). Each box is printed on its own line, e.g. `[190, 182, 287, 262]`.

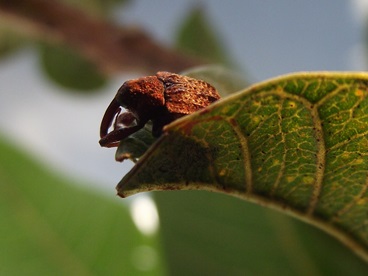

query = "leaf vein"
[270, 90, 326, 215]
[330, 175, 368, 223]
[228, 118, 253, 193]
[270, 99, 287, 196]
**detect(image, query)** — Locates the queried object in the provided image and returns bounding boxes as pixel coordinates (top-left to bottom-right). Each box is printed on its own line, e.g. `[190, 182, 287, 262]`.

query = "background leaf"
[0, 136, 166, 275]
[155, 191, 368, 275]
[39, 44, 107, 92]
[0, 27, 27, 57]
[175, 6, 230, 65]
[117, 72, 368, 272]
[182, 65, 248, 97]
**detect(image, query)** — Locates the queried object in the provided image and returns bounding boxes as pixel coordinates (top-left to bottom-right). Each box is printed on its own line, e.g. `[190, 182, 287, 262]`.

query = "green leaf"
[39, 44, 107, 92]
[175, 6, 229, 64]
[154, 191, 368, 275]
[0, 28, 27, 57]
[115, 124, 156, 163]
[0, 136, 166, 275]
[117, 72, 368, 263]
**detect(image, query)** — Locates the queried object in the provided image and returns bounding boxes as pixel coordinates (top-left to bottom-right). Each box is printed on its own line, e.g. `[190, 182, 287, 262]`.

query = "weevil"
[99, 71, 221, 147]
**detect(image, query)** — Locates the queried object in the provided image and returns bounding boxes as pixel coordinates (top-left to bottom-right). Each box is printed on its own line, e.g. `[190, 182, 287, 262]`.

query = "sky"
[118, 0, 366, 79]
[0, 0, 368, 196]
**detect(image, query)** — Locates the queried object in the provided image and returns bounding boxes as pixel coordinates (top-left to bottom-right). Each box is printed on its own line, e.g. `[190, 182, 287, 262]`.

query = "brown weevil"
[99, 71, 221, 147]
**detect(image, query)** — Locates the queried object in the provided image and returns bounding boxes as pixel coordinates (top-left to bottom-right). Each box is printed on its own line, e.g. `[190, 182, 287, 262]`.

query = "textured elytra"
[117, 72, 368, 262]
[157, 72, 221, 115]
[99, 72, 220, 147]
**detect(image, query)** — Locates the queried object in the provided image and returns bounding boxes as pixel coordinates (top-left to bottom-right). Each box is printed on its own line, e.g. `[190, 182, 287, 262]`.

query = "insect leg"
[99, 123, 146, 148]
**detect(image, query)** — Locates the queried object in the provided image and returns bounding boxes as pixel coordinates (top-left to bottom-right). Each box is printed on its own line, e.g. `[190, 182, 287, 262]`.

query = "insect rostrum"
[99, 72, 221, 148]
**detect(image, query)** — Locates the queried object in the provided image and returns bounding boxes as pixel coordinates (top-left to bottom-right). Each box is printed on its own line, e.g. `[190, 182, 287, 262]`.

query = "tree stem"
[0, 0, 204, 74]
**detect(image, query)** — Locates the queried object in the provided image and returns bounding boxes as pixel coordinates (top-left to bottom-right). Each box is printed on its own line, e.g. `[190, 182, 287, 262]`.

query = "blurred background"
[1, 0, 368, 275]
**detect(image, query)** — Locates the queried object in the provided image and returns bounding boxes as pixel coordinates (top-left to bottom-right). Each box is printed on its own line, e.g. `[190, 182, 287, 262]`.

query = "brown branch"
[0, 0, 204, 74]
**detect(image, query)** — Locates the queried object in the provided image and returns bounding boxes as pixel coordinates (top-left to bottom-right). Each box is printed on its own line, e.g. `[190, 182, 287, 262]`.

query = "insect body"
[99, 71, 221, 147]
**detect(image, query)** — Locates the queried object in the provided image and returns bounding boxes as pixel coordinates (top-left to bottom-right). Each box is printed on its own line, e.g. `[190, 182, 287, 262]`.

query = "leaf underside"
[117, 72, 368, 262]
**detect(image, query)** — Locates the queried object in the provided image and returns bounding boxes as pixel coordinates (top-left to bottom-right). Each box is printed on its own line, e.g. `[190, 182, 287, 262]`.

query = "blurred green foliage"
[175, 6, 230, 65]
[39, 44, 107, 92]
[0, 28, 27, 57]
[0, 136, 166, 275]
[155, 191, 368, 275]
